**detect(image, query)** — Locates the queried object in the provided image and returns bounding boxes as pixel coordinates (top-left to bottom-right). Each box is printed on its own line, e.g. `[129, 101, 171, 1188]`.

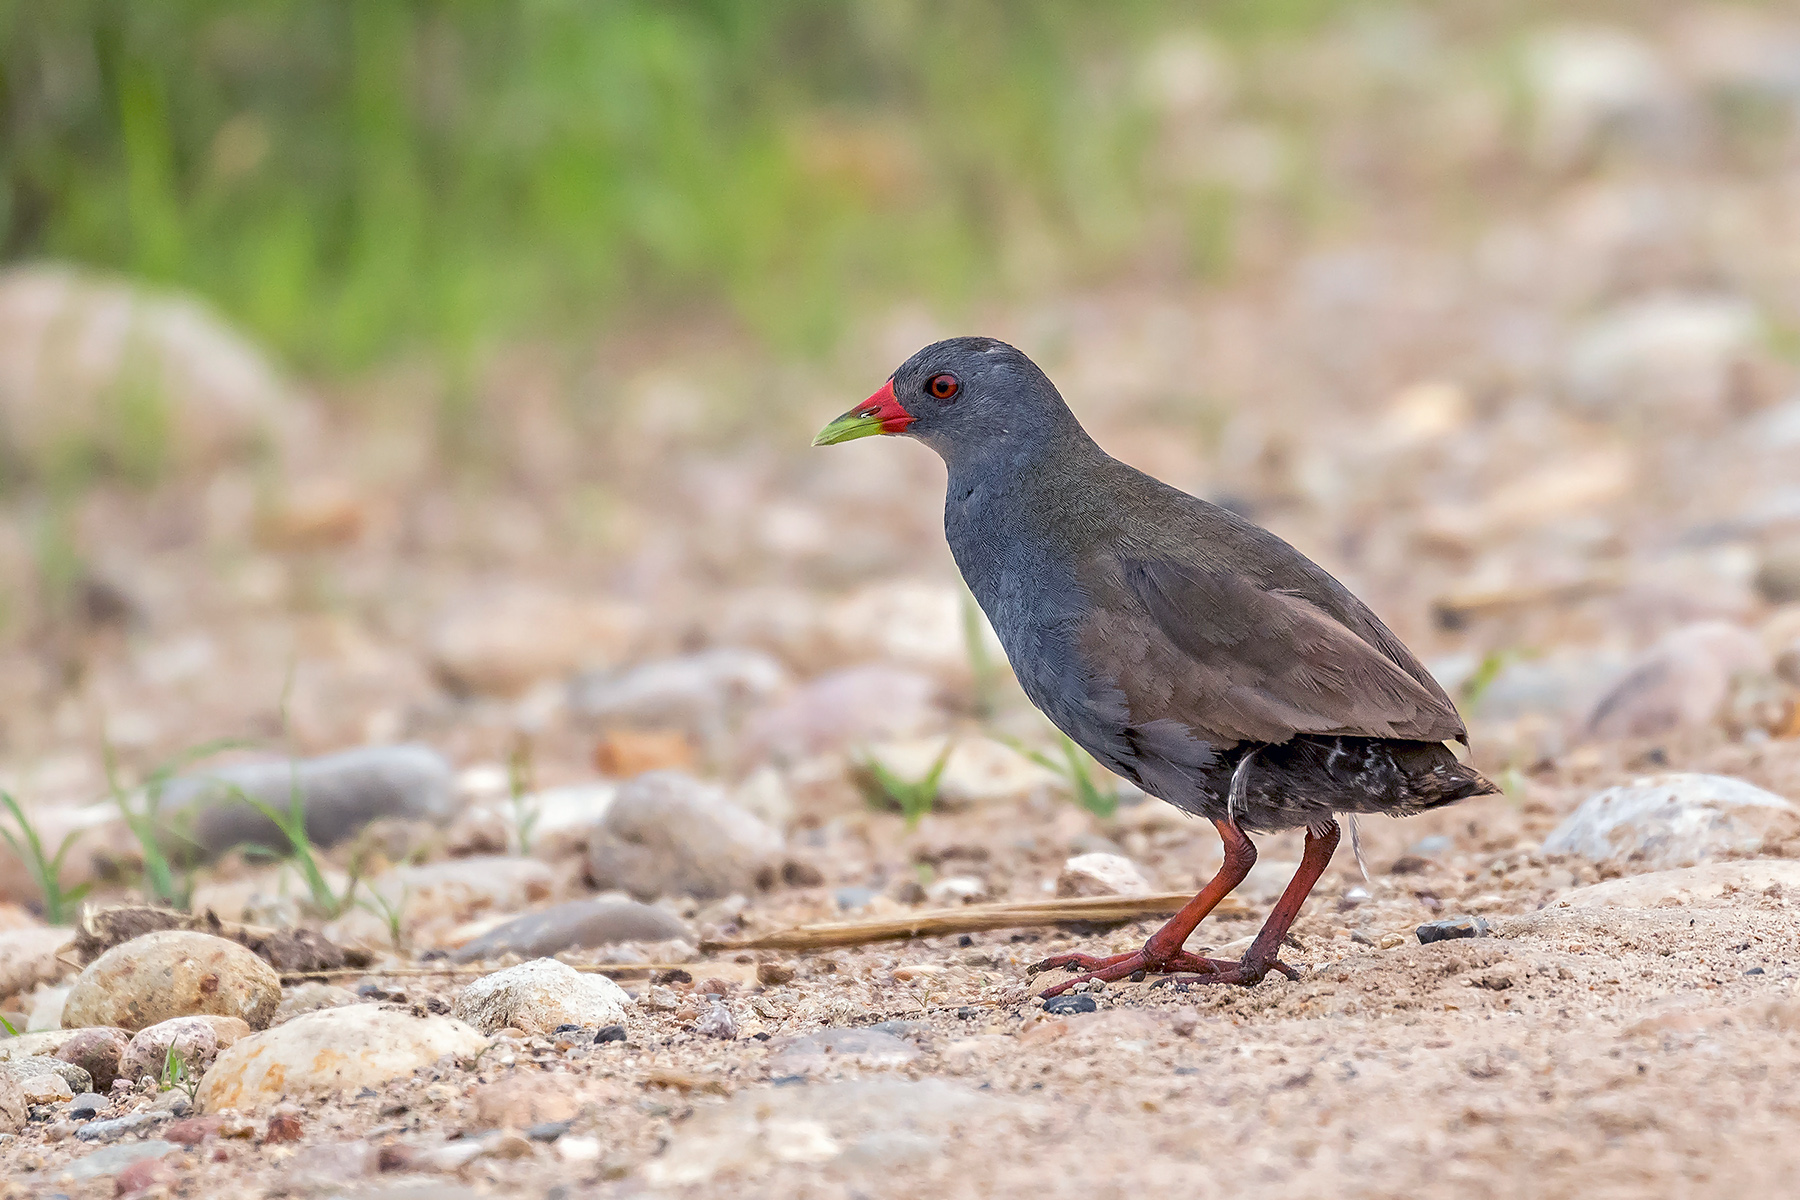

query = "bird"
[813, 336, 1497, 996]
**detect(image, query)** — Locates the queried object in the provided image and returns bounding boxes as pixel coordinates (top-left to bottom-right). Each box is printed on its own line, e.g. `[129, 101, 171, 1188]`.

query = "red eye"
[927, 373, 959, 400]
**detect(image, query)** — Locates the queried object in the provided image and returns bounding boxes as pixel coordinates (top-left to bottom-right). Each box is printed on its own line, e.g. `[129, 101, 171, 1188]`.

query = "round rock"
[197, 1005, 487, 1114]
[450, 958, 632, 1035]
[587, 771, 782, 901]
[55, 1027, 132, 1093]
[62, 931, 282, 1032]
[119, 1016, 251, 1085]
[1543, 773, 1800, 871]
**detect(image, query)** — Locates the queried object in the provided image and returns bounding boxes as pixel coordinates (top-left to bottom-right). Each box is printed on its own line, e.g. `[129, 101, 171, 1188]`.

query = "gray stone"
[1582, 623, 1768, 741]
[62, 930, 281, 1031]
[694, 1003, 737, 1040]
[119, 1015, 250, 1084]
[75, 1109, 172, 1142]
[1543, 773, 1800, 871]
[1416, 916, 1491, 944]
[161, 744, 456, 857]
[198, 1005, 487, 1114]
[58, 1137, 177, 1180]
[69, 1091, 108, 1119]
[587, 771, 783, 901]
[766, 1027, 921, 1074]
[450, 958, 631, 1035]
[450, 898, 689, 963]
[570, 648, 790, 733]
[2, 1053, 89, 1095]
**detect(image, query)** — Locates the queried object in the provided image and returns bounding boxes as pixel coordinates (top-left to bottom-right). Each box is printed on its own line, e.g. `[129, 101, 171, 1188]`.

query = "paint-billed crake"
[814, 337, 1495, 995]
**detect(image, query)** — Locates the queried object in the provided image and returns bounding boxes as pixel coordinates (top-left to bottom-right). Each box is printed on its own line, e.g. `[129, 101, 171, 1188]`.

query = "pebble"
[1542, 772, 1799, 871]
[2, 1071, 30, 1133]
[53, 1026, 131, 1092]
[756, 961, 796, 986]
[694, 1002, 738, 1040]
[0, 1055, 91, 1093]
[119, 1015, 251, 1084]
[68, 1091, 108, 1119]
[569, 648, 790, 734]
[450, 898, 690, 963]
[587, 770, 783, 901]
[58, 1137, 177, 1181]
[162, 743, 457, 857]
[1582, 623, 1769, 742]
[1056, 852, 1154, 898]
[766, 1027, 921, 1074]
[1042, 994, 1099, 1016]
[20, 1071, 72, 1103]
[76, 1110, 173, 1143]
[61, 930, 282, 1031]
[740, 664, 943, 763]
[451, 958, 632, 1035]
[1416, 916, 1491, 944]
[197, 1005, 488, 1113]
[594, 1024, 627, 1044]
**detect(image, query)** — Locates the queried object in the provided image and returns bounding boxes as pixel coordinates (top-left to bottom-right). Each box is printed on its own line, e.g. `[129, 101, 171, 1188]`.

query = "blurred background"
[4, 0, 1800, 934]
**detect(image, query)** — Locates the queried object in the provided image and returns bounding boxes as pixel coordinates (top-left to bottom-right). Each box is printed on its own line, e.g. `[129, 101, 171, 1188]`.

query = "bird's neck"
[938, 416, 1103, 497]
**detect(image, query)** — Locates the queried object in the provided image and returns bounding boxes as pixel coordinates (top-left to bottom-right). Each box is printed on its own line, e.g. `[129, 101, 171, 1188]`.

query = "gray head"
[813, 337, 1082, 465]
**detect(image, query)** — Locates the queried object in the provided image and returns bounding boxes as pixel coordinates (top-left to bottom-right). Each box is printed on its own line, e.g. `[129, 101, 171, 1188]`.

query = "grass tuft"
[0, 790, 92, 925]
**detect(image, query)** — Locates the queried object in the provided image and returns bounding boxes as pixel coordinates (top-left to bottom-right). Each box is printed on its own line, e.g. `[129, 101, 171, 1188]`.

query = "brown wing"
[1080, 556, 1466, 746]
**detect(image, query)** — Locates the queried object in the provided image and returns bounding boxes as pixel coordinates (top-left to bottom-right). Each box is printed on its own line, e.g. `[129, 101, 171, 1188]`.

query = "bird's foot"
[1029, 948, 1234, 998]
[1153, 955, 1299, 988]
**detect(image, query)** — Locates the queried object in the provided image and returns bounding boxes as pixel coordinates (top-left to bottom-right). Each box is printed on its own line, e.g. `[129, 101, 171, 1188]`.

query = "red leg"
[1032, 819, 1256, 998]
[1170, 819, 1340, 987]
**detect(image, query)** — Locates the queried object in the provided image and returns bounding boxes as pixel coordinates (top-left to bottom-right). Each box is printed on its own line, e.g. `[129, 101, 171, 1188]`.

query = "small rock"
[0, 1055, 91, 1093]
[835, 886, 879, 911]
[593, 1024, 627, 1044]
[694, 1003, 737, 1040]
[274, 982, 361, 1023]
[756, 961, 795, 986]
[450, 898, 689, 963]
[570, 649, 790, 737]
[473, 1073, 581, 1129]
[75, 1110, 173, 1142]
[265, 1107, 304, 1143]
[741, 665, 943, 763]
[162, 744, 457, 858]
[162, 1115, 225, 1145]
[766, 1027, 921, 1074]
[62, 931, 281, 1032]
[1583, 623, 1769, 741]
[587, 771, 783, 901]
[69, 1091, 108, 1119]
[1542, 773, 1800, 870]
[1056, 852, 1154, 898]
[1553, 859, 1800, 909]
[450, 958, 631, 1035]
[20, 1072, 72, 1103]
[593, 729, 696, 777]
[1416, 916, 1491, 944]
[118, 1016, 250, 1086]
[1042, 994, 1098, 1016]
[58, 1138, 176, 1181]
[197, 1005, 487, 1113]
[53, 1027, 131, 1093]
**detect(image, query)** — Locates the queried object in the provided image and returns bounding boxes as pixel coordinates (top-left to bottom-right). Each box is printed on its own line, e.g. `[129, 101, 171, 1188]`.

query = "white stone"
[450, 958, 631, 1035]
[1543, 773, 1800, 871]
[1057, 853, 1153, 898]
[197, 1005, 487, 1113]
[1551, 859, 1800, 909]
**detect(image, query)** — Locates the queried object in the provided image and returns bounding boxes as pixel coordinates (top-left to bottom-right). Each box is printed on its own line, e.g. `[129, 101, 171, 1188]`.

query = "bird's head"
[812, 336, 1075, 459]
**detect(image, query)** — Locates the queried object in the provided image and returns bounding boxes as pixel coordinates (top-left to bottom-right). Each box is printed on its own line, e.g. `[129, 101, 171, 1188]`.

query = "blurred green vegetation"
[0, 0, 1358, 370]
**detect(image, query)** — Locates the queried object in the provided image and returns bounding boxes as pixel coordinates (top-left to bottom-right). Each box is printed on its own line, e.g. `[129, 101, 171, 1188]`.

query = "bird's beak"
[812, 379, 916, 446]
